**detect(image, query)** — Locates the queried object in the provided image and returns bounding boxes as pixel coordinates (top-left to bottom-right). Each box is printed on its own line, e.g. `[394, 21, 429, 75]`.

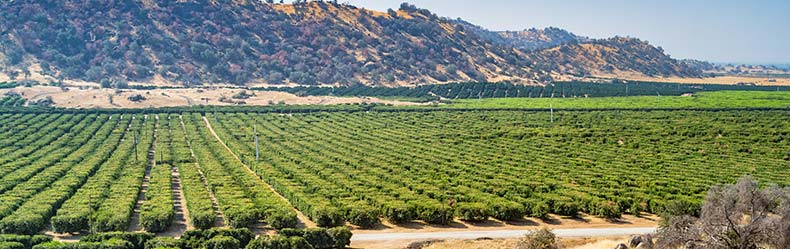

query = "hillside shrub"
[517, 228, 559, 249]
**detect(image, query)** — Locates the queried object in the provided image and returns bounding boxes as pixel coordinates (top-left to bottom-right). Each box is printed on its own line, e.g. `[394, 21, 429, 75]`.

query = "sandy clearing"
[0, 86, 421, 109]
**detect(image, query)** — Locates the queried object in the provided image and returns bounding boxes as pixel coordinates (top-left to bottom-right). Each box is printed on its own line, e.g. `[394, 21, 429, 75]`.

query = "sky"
[342, 0, 790, 64]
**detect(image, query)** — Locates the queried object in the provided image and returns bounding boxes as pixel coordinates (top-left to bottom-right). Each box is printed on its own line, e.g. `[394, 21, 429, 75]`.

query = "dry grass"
[422, 238, 520, 249]
[0, 86, 422, 109]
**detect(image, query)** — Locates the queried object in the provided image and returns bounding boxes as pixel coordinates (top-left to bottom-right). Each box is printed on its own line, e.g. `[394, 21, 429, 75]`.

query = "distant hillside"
[528, 37, 701, 77]
[454, 20, 587, 51]
[497, 28, 589, 51]
[456, 21, 698, 77]
[0, 1, 700, 86]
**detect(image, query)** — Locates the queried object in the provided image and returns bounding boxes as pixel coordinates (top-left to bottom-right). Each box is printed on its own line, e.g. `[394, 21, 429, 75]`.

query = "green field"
[0, 91, 787, 245]
[211, 110, 789, 226]
[444, 91, 790, 109]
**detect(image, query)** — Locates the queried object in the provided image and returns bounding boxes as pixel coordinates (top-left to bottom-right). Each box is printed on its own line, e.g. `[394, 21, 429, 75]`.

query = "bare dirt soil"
[354, 214, 658, 234]
[0, 86, 420, 108]
[417, 235, 633, 249]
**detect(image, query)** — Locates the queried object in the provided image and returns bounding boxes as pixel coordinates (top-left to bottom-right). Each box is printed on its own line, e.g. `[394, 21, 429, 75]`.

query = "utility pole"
[134, 130, 139, 162]
[656, 91, 661, 106]
[254, 124, 259, 162]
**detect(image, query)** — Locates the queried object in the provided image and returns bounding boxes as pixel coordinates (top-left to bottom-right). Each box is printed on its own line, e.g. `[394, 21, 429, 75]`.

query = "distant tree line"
[257, 81, 790, 101]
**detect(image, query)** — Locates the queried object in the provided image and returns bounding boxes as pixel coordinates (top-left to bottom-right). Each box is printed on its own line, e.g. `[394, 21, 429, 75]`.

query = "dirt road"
[351, 227, 655, 248]
[353, 227, 655, 241]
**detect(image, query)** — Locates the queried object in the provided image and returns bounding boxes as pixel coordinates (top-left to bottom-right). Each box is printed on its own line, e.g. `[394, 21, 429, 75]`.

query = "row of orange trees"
[141, 116, 175, 232]
[172, 114, 217, 229]
[49, 115, 136, 233]
[183, 114, 299, 229]
[210, 110, 789, 227]
[0, 114, 128, 234]
[89, 115, 156, 232]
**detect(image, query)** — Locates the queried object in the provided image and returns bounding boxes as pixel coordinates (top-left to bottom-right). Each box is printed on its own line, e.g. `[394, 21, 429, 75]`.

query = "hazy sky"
[342, 0, 790, 64]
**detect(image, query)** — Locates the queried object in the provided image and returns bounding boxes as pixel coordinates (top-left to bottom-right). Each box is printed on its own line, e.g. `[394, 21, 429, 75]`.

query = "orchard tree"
[656, 176, 789, 249]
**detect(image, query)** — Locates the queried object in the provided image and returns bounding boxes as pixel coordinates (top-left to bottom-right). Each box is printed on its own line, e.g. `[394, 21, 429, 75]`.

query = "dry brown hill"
[0, 1, 700, 86]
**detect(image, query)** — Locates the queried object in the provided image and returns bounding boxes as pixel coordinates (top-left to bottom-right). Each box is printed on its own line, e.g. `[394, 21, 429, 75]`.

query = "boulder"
[406, 239, 444, 249]
[629, 235, 644, 247]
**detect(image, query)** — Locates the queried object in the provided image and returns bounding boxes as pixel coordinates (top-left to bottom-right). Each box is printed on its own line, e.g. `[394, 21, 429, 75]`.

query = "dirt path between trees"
[155, 164, 192, 237]
[127, 115, 158, 232]
[201, 116, 316, 229]
[180, 115, 227, 228]
[158, 115, 192, 237]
